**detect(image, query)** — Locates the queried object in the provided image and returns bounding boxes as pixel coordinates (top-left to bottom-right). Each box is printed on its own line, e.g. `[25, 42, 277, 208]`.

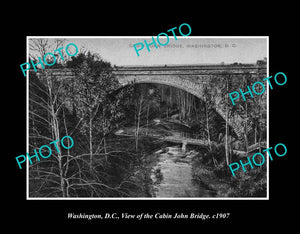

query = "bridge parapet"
[36, 69, 75, 80]
[114, 64, 266, 73]
[35, 64, 266, 81]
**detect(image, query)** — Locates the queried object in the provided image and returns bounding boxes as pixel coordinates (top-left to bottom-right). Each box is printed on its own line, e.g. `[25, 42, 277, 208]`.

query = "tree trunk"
[225, 77, 229, 166]
[135, 95, 143, 152]
[47, 78, 65, 197]
[225, 114, 229, 166]
[103, 135, 107, 162]
[244, 105, 249, 153]
[205, 102, 212, 152]
[254, 125, 257, 144]
[63, 108, 70, 186]
[89, 116, 93, 167]
[146, 103, 150, 135]
[54, 114, 65, 196]
[244, 77, 249, 152]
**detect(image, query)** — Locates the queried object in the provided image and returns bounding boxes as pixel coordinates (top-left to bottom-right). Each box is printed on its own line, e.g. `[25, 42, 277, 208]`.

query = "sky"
[29, 37, 268, 66]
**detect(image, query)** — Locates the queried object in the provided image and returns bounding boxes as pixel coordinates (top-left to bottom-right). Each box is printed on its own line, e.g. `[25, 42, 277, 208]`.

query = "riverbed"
[150, 145, 214, 198]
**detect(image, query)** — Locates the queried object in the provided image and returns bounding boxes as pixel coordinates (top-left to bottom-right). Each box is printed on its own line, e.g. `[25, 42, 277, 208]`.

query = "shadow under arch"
[110, 78, 241, 140]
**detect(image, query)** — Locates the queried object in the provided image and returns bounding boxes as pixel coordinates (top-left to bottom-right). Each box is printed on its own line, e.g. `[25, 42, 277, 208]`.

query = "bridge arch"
[117, 75, 240, 139]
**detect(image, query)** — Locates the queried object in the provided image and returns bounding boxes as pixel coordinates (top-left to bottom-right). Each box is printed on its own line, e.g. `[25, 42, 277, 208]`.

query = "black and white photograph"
[27, 37, 268, 199]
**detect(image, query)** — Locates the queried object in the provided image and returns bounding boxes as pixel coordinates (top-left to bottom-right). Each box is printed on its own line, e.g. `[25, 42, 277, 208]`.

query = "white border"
[26, 36, 269, 200]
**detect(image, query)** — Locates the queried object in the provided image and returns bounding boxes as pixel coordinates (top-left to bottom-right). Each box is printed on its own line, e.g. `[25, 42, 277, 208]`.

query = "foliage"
[192, 144, 267, 197]
[66, 52, 118, 135]
[227, 164, 267, 197]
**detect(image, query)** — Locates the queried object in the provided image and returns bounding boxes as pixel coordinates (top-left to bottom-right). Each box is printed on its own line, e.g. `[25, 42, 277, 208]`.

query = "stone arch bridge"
[36, 63, 267, 141]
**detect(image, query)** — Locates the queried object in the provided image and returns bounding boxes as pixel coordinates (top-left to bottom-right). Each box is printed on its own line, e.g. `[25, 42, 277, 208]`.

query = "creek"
[115, 118, 216, 198]
[150, 145, 214, 198]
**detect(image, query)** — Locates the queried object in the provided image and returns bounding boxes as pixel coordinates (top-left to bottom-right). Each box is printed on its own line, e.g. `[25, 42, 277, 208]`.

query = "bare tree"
[29, 38, 69, 197]
[29, 38, 67, 65]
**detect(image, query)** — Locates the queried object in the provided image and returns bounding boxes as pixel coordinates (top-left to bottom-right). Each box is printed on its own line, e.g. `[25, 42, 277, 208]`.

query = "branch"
[29, 97, 52, 113]
[69, 118, 83, 137]
[29, 134, 55, 142]
[29, 110, 52, 126]
[30, 81, 50, 100]
[29, 169, 61, 178]
[69, 179, 118, 192]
